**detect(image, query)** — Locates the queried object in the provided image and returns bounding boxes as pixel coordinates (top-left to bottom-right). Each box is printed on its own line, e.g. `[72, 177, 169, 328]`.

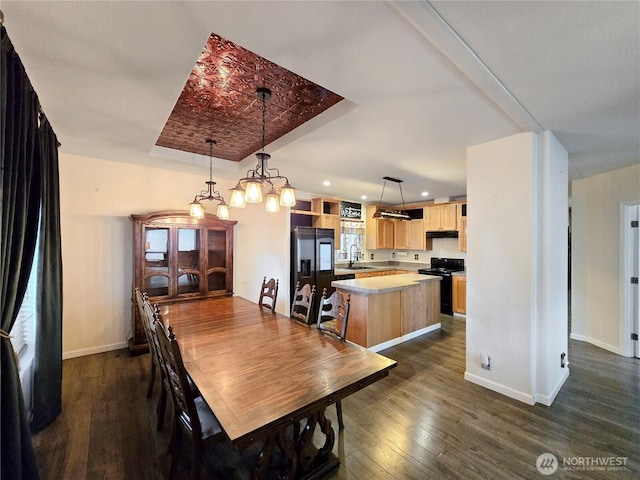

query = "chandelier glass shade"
[230, 87, 297, 212]
[189, 138, 230, 220]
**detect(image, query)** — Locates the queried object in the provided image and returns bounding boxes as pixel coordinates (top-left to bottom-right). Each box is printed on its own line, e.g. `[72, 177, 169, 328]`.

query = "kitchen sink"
[343, 266, 375, 270]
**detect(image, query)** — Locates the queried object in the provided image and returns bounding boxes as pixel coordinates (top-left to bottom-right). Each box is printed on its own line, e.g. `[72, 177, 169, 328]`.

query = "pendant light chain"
[188, 138, 230, 220]
[228, 87, 297, 212]
[261, 90, 266, 153]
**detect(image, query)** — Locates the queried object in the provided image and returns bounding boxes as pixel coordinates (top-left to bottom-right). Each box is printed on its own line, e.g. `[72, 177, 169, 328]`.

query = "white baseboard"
[368, 323, 441, 353]
[63, 341, 128, 360]
[570, 333, 622, 355]
[464, 371, 536, 405]
[535, 368, 570, 406]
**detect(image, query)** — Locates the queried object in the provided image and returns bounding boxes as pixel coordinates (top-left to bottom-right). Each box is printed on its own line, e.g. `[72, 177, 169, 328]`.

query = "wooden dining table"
[160, 295, 397, 479]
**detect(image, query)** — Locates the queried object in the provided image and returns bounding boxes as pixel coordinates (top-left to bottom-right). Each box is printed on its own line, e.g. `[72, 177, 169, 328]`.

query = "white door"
[632, 206, 639, 358]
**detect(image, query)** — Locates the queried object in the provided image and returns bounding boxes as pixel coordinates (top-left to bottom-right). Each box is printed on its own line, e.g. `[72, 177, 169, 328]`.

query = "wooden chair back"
[155, 319, 204, 440]
[135, 288, 152, 343]
[136, 290, 162, 386]
[317, 288, 351, 340]
[291, 282, 316, 325]
[258, 276, 279, 313]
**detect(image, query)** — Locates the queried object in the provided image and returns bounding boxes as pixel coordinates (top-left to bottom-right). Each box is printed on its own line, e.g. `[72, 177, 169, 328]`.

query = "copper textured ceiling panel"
[156, 33, 344, 161]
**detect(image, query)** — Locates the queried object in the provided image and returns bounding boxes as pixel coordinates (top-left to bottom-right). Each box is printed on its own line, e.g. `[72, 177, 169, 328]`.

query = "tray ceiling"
[155, 33, 343, 162]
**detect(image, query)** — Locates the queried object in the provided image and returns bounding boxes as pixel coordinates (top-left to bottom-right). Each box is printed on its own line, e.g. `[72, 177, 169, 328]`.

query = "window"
[339, 219, 365, 261]
[13, 248, 38, 376]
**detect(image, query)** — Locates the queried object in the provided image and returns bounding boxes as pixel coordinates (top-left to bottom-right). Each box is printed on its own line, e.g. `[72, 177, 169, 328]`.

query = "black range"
[418, 257, 465, 316]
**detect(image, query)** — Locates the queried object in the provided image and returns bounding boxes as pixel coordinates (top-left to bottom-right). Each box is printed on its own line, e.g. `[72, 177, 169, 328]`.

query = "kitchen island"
[331, 273, 441, 351]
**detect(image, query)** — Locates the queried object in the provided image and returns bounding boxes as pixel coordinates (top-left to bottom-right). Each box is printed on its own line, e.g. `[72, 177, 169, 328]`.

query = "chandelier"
[228, 87, 297, 213]
[372, 176, 411, 220]
[189, 138, 230, 220]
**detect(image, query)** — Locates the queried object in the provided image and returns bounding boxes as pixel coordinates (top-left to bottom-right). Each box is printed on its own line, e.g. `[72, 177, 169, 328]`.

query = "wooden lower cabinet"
[338, 280, 440, 348]
[453, 275, 467, 314]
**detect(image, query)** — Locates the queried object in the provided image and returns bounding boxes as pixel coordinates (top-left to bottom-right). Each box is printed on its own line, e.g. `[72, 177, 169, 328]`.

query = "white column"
[464, 131, 568, 405]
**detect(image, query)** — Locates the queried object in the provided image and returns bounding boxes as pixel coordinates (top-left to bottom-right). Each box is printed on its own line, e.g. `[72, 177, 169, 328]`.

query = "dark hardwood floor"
[33, 316, 639, 479]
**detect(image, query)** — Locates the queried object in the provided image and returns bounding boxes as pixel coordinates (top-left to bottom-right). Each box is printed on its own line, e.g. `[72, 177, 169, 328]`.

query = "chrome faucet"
[348, 244, 360, 267]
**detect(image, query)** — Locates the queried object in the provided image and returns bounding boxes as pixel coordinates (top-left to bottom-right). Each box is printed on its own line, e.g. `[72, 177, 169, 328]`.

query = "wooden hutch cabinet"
[129, 211, 237, 354]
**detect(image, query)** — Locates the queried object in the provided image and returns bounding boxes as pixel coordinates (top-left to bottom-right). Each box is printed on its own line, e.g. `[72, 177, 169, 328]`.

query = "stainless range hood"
[426, 230, 459, 238]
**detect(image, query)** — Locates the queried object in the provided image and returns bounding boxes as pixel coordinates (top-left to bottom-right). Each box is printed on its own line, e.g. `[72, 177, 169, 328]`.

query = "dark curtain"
[30, 115, 62, 432]
[2, 24, 62, 480]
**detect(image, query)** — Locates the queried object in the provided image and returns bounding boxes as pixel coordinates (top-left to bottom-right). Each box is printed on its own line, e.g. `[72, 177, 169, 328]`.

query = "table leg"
[296, 407, 337, 477]
[276, 429, 298, 480]
[252, 435, 274, 480]
[315, 407, 335, 463]
[252, 429, 298, 480]
[251, 407, 338, 479]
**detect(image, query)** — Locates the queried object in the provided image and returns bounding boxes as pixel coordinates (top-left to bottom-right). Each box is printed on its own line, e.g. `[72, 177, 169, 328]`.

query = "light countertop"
[332, 273, 441, 295]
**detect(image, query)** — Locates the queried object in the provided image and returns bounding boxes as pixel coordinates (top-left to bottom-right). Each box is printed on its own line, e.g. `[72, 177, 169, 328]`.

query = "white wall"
[571, 163, 640, 354]
[465, 132, 568, 405]
[59, 154, 290, 359]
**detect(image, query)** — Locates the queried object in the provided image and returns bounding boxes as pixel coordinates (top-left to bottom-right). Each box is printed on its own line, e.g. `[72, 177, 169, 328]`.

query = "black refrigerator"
[291, 227, 335, 323]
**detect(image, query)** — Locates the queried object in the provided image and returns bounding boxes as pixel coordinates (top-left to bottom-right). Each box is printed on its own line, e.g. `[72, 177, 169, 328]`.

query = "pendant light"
[372, 176, 411, 220]
[189, 138, 230, 220]
[229, 87, 297, 212]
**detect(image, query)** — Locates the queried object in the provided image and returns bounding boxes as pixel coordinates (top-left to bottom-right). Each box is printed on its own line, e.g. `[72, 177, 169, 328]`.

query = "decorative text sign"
[340, 201, 362, 219]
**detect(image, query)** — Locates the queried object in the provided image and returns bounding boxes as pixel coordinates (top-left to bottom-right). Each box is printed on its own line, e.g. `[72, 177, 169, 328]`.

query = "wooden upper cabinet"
[365, 206, 394, 250]
[394, 220, 409, 250]
[395, 218, 426, 250]
[366, 206, 429, 250]
[129, 211, 237, 353]
[425, 204, 458, 231]
[312, 198, 341, 250]
[408, 219, 425, 250]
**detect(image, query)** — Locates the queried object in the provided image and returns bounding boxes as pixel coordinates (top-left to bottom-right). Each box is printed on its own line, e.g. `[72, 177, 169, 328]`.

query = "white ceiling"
[3, 1, 639, 206]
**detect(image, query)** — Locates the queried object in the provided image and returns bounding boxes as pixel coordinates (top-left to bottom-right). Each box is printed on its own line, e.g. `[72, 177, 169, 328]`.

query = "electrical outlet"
[481, 354, 491, 370]
[370, 253, 374, 260]
[414, 254, 419, 260]
[561, 352, 568, 368]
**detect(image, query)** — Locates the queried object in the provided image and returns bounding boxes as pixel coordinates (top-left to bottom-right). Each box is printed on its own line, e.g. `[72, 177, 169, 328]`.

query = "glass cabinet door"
[177, 228, 200, 295]
[143, 227, 170, 297]
[207, 229, 227, 292]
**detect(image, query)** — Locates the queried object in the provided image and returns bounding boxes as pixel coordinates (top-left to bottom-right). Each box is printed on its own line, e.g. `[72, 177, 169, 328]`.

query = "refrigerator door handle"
[301, 259, 311, 277]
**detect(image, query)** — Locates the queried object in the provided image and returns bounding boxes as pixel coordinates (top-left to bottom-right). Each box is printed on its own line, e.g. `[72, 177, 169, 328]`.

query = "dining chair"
[155, 318, 225, 480]
[316, 288, 351, 429]
[291, 282, 316, 325]
[134, 288, 158, 399]
[259, 276, 279, 313]
[135, 289, 170, 431]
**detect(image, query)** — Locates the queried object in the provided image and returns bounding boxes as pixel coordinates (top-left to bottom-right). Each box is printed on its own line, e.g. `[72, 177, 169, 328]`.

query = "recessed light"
[361, 195, 367, 200]
[421, 191, 429, 197]
[323, 180, 331, 186]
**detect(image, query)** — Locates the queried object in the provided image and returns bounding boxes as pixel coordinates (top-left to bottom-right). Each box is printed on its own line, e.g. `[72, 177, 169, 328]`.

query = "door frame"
[619, 201, 639, 357]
